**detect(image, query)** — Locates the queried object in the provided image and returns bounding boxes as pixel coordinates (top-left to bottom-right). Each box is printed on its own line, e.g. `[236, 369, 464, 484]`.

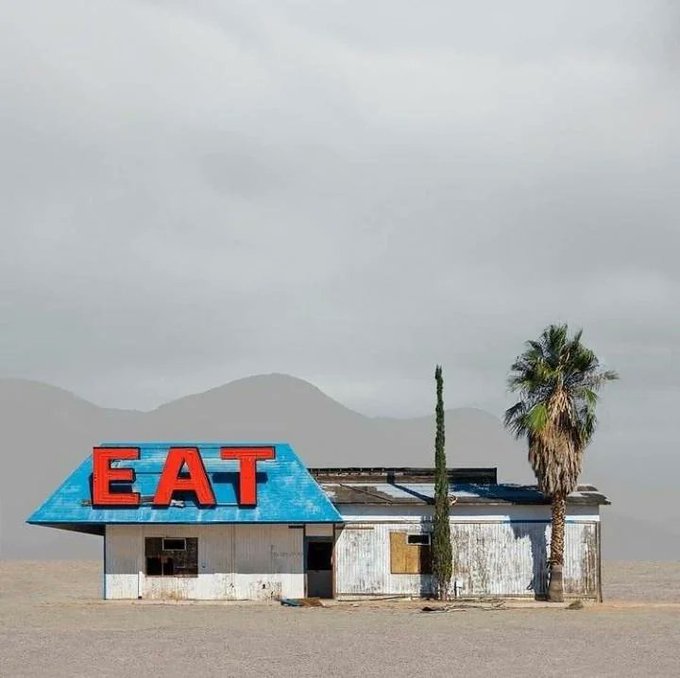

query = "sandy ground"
[1, 561, 679, 678]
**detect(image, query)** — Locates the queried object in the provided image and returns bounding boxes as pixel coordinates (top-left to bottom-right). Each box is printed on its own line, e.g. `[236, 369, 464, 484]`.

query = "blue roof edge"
[27, 441, 343, 528]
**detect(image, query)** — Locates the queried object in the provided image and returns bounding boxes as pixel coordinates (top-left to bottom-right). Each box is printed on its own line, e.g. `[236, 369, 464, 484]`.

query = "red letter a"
[153, 447, 216, 506]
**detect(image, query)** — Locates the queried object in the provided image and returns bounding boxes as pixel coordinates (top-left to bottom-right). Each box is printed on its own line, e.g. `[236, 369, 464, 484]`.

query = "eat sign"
[92, 446, 275, 507]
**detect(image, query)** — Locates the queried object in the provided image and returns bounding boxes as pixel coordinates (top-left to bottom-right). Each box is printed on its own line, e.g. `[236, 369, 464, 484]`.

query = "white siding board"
[233, 525, 304, 600]
[105, 525, 142, 600]
[105, 524, 304, 600]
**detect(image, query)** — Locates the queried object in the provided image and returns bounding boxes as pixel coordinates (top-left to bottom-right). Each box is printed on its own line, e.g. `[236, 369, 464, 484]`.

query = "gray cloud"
[1, 0, 678, 477]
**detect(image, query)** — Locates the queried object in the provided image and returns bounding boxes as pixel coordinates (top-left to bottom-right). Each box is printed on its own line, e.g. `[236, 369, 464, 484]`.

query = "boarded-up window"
[145, 537, 198, 577]
[390, 532, 432, 574]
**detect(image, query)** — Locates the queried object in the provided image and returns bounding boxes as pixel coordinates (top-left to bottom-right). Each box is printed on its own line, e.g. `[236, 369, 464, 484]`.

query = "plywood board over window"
[390, 532, 432, 574]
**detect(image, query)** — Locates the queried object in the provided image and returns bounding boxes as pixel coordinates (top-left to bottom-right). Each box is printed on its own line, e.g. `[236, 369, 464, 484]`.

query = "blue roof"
[28, 442, 342, 534]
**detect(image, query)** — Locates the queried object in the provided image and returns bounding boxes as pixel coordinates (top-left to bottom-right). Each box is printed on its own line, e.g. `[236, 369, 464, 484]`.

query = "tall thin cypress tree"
[432, 365, 452, 600]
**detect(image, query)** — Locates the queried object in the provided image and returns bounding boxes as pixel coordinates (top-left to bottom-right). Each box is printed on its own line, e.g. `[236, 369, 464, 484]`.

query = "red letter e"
[92, 447, 140, 506]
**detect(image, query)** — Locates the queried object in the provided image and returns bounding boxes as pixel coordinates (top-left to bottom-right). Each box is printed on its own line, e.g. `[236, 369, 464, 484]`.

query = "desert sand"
[1, 560, 679, 677]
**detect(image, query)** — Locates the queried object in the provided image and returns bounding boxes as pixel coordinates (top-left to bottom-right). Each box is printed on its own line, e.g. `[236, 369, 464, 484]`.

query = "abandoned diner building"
[29, 442, 608, 601]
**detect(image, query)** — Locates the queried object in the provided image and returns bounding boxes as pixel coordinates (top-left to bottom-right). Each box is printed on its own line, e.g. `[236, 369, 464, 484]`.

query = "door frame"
[303, 532, 335, 599]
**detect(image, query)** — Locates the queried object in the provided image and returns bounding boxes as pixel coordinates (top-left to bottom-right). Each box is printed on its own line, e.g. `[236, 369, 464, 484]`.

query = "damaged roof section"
[309, 467, 498, 484]
[310, 467, 609, 506]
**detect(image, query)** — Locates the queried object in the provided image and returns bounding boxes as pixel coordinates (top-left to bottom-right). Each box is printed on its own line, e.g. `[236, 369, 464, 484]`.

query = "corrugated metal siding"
[335, 520, 599, 598]
[334, 524, 433, 596]
[452, 522, 598, 597]
[106, 524, 304, 600]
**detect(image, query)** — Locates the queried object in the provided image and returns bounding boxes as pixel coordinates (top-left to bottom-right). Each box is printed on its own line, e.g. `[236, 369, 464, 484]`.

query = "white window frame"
[162, 537, 187, 551]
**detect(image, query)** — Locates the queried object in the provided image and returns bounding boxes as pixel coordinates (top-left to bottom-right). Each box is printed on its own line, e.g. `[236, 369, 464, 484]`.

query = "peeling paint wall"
[105, 509, 601, 600]
[334, 515, 600, 599]
[450, 521, 598, 597]
[334, 524, 433, 596]
[105, 524, 304, 600]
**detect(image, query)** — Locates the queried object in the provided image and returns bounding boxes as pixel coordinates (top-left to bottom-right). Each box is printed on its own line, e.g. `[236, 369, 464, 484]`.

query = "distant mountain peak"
[153, 372, 360, 416]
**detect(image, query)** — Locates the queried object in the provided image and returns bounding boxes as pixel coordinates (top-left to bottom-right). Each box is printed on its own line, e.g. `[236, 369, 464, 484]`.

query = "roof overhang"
[27, 442, 343, 532]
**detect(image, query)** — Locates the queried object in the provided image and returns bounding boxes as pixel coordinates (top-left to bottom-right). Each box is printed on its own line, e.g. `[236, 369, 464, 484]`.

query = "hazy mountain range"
[1, 374, 676, 560]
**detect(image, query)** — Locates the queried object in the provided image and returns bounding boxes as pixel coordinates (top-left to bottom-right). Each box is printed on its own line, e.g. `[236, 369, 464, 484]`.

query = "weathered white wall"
[334, 508, 600, 599]
[105, 524, 304, 600]
[105, 525, 142, 599]
[334, 523, 434, 597]
[105, 508, 601, 600]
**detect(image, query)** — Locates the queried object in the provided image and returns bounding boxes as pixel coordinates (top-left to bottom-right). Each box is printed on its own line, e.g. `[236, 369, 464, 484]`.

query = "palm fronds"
[505, 324, 617, 496]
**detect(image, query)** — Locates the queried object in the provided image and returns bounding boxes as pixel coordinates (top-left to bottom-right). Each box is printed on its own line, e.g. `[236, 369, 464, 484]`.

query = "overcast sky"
[1, 0, 678, 446]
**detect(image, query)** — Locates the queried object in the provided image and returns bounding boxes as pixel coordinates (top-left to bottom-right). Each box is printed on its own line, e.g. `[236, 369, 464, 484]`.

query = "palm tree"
[504, 324, 617, 602]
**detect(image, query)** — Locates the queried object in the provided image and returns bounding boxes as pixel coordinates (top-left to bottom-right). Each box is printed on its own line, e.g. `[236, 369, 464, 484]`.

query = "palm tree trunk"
[547, 492, 566, 602]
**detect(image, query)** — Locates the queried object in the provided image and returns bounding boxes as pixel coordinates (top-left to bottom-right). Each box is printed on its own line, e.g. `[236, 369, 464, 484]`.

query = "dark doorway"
[305, 537, 333, 598]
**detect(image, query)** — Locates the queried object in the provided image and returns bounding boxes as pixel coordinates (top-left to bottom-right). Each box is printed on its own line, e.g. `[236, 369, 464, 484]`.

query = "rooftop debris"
[310, 467, 498, 484]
